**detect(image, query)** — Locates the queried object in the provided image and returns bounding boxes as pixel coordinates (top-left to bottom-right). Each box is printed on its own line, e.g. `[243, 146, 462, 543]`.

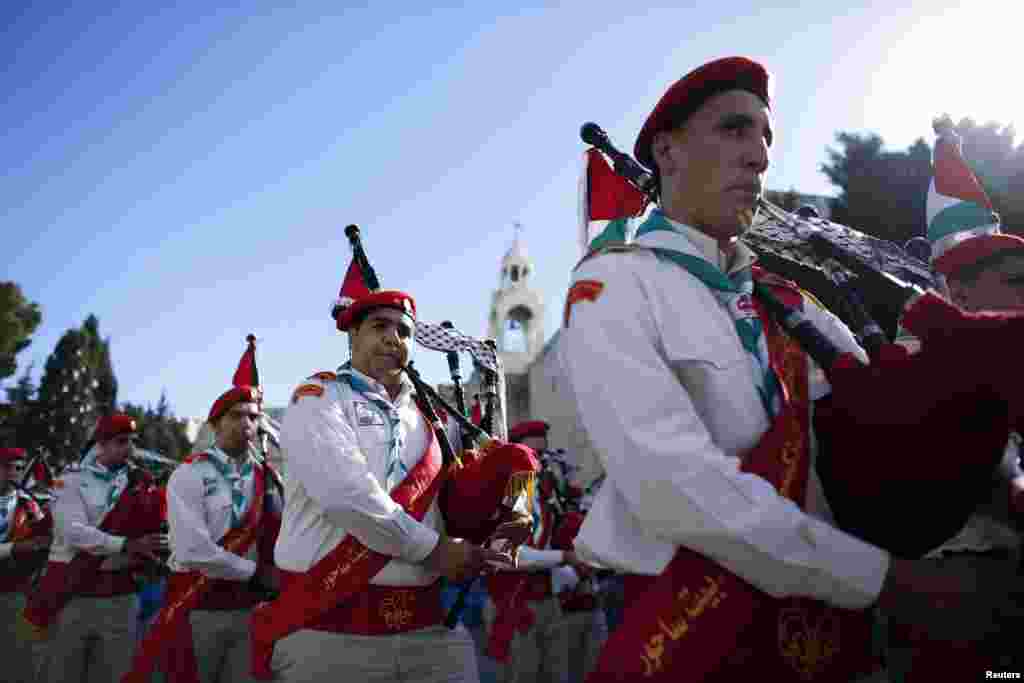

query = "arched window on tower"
[510, 265, 519, 283]
[502, 305, 532, 353]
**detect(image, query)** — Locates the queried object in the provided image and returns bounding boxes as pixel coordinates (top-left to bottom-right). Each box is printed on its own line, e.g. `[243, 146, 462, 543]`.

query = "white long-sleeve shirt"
[275, 366, 442, 586]
[49, 466, 135, 570]
[166, 447, 263, 582]
[561, 217, 889, 610]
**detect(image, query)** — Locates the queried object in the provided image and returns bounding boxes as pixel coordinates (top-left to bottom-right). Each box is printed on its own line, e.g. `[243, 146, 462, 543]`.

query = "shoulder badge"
[308, 371, 337, 382]
[292, 383, 325, 404]
[183, 452, 210, 465]
[563, 279, 606, 328]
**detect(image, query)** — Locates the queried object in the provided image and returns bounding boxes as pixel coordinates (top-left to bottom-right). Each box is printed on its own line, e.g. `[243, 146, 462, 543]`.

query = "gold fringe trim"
[501, 471, 536, 512]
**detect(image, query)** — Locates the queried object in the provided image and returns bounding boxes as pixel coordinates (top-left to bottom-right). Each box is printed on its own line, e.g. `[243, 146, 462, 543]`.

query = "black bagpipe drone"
[580, 121, 1024, 558]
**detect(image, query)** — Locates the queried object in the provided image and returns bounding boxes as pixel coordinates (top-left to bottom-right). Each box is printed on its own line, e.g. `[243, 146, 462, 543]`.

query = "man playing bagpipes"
[21, 414, 167, 683]
[124, 336, 284, 683]
[879, 118, 1024, 681]
[483, 420, 592, 683]
[248, 238, 539, 682]
[561, 56, 1024, 681]
[0, 447, 53, 683]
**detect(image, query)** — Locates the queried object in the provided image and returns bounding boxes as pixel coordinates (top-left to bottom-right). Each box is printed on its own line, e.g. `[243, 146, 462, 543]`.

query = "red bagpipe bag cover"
[814, 291, 1020, 557]
[21, 468, 164, 635]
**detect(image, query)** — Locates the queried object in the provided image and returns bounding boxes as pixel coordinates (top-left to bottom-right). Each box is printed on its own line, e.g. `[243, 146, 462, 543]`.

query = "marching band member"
[884, 119, 1024, 680]
[23, 414, 166, 683]
[483, 420, 585, 683]
[125, 382, 283, 683]
[560, 56, 1024, 680]
[250, 287, 518, 682]
[0, 447, 52, 683]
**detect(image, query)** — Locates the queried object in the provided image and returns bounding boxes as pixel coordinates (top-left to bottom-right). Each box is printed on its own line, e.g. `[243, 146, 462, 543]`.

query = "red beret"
[335, 289, 417, 332]
[208, 385, 262, 423]
[934, 233, 1024, 279]
[634, 56, 771, 171]
[0, 447, 26, 464]
[509, 420, 550, 443]
[95, 414, 138, 442]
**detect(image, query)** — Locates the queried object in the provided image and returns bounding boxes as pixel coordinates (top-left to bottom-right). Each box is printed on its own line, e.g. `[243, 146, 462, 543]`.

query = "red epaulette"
[183, 452, 209, 465]
[308, 371, 337, 382]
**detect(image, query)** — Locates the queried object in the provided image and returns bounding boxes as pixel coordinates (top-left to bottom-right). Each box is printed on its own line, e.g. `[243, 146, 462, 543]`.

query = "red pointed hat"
[335, 289, 417, 332]
[208, 385, 262, 423]
[634, 56, 771, 171]
[95, 414, 138, 442]
[509, 420, 550, 442]
[0, 447, 26, 464]
[209, 335, 265, 422]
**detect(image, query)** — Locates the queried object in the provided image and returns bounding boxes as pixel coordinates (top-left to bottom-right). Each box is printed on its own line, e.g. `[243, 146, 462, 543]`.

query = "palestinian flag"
[578, 148, 649, 256]
[926, 117, 1022, 276]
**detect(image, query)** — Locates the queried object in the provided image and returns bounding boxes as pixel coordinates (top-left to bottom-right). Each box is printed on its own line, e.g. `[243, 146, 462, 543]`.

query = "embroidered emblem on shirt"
[291, 383, 325, 404]
[563, 280, 605, 327]
[353, 401, 385, 427]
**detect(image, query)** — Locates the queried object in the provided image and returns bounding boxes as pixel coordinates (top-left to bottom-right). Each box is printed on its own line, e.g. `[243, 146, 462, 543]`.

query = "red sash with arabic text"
[587, 289, 875, 681]
[123, 460, 270, 683]
[21, 471, 162, 635]
[249, 421, 444, 680]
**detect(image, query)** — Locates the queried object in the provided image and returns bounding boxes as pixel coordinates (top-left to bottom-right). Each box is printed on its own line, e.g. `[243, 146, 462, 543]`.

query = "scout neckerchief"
[204, 446, 255, 527]
[81, 450, 133, 519]
[636, 209, 783, 418]
[0, 487, 18, 542]
[339, 363, 410, 491]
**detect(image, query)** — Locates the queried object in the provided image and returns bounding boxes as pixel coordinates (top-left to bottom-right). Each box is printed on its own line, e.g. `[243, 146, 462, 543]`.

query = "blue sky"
[4, 1, 1017, 422]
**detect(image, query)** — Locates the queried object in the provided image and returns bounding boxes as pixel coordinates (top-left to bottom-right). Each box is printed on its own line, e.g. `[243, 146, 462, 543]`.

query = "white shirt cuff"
[798, 520, 891, 608]
[398, 512, 440, 564]
[0, 542, 12, 560]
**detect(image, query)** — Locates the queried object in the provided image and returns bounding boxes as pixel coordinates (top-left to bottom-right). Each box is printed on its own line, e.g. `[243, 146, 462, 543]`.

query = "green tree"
[0, 282, 42, 382]
[82, 315, 117, 413]
[123, 391, 191, 464]
[35, 329, 100, 467]
[1, 363, 45, 453]
[820, 132, 932, 245]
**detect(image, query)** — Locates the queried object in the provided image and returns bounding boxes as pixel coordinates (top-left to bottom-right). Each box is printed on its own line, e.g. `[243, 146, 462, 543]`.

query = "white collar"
[661, 215, 757, 275]
[341, 364, 415, 407]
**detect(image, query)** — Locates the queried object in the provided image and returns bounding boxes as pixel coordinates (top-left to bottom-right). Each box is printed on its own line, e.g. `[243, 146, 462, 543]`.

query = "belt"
[521, 572, 552, 601]
[280, 570, 442, 636]
[167, 572, 262, 612]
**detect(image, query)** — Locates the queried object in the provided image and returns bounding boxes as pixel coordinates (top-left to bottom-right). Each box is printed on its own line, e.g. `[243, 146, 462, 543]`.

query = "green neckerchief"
[81, 449, 132, 519]
[204, 447, 255, 528]
[636, 209, 783, 418]
[338, 362, 410, 491]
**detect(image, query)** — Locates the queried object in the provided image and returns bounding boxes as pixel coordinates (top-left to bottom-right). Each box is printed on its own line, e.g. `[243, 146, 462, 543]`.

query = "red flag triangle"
[585, 148, 648, 222]
[232, 334, 260, 389]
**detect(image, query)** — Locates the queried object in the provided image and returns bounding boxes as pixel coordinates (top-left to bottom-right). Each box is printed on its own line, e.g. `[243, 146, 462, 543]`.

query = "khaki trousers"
[188, 608, 254, 683]
[2, 591, 46, 683]
[272, 624, 479, 682]
[484, 595, 570, 683]
[561, 608, 606, 683]
[45, 593, 137, 683]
